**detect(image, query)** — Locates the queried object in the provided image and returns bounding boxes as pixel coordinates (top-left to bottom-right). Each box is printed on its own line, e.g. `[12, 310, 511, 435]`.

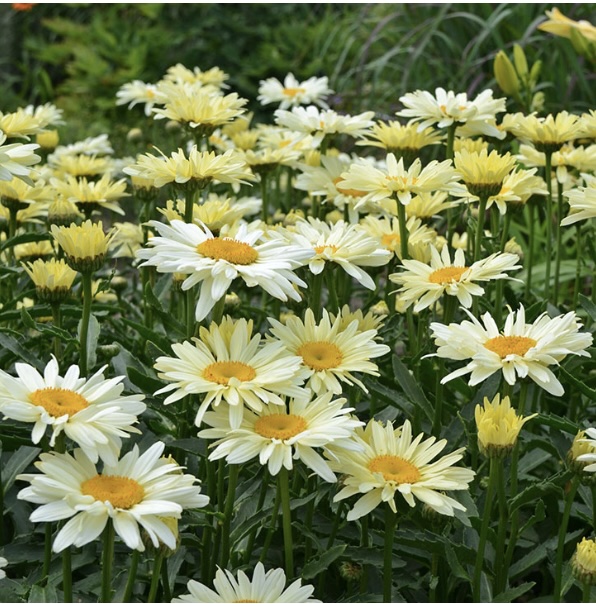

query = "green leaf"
[78, 313, 101, 371]
[0, 232, 51, 253]
[121, 318, 172, 355]
[509, 537, 552, 580]
[491, 581, 535, 602]
[445, 544, 470, 581]
[127, 366, 164, 395]
[3, 446, 41, 494]
[559, 365, 596, 400]
[28, 585, 58, 603]
[0, 332, 44, 369]
[392, 356, 434, 422]
[20, 308, 75, 342]
[301, 544, 346, 580]
[509, 474, 564, 513]
[579, 294, 596, 322]
[534, 413, 579, 435]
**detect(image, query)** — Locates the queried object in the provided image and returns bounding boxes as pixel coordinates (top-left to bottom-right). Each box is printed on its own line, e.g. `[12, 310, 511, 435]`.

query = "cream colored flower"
[109, 222, 144, 258]
[405, 191, 460, 220]
[23, 258, 76, 302]
[538, 8, 596, 42]
[431, 306, 593, 396]
[331, 419, 475, 520]
[511, 111, 583, 152]
[475, 394, 536, 457]
[0, 133, 41, 183]
[357, 121, 443, 157]
[154, 316, 307, 429]
[116, 80, 167, 116]
[268, 308, 389, 395]
[162, 63, 229, 88]
[397, 87, 506, 138]
[258, 73, 333, 109]
[453, 148, 516, 198]
[562, 174, 596, 225]
[18, 442, 208, 552]
[330, 304, 386, 335]
[199, 391, 362, 481]
[51, 220, 114, 273]
[50, 174, 129, 215]
[339, 153, 459, 207]
[390, 245, 521, 311]
[572, 538, 596, 586]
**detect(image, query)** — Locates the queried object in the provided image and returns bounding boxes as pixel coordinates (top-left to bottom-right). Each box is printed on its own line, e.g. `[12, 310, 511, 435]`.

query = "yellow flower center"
[282, 87, 306, 98]
[197, 238, 258, 265]
[254, 414, 307, 440]
[386, 175, 417, 188]
[203, 361, 257, 385]
[332, 177, 367, 198]
[81, 475, 145, 509]
[297, 341, 343, 371]
[484, 335, 537, 358]
[313, 244, 338, 255]
[29, 388, 89, 417]
[381, 233, 400, 248]
[429, 266, 468, 284]
[368, 454, 421, 484]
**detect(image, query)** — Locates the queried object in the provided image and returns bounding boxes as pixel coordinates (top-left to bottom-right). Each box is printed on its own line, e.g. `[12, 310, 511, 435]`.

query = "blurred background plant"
[0, 3, 594, 151]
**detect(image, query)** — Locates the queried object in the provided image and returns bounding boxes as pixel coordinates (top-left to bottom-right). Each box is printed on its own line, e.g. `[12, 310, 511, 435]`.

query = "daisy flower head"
[453, 148, 517, 198]
[116, 80, 167, 116]
[330, 419, 475, 520]
[475, 393, 537, 458]
[330, 303, 386, 335]
[482, 168, 548, 215]
[173, 562, 321, 603]
[431, 306, 593, 396]
[51, 220, 114, 273]
[511, 111, 583, 153]
[123, 147, 253, 193]
[17, 442, 208, 552]
[0, 557, 6, 580]
[0, 357, 145, 464]
[199, 391, 362, 481]
[154, 316, 307, 429]
[405, 190, 459, 220]
[274, 105, 375, 147]
[136, 220, 312, 321]
[338, 152, 459, 207]
[258, 72, 333, 110]
[390, 245, 521, 312]
[50, 154, 111, 179]
[562, 174, 596, 226]
[162, 63, 230, 89]
[289, 217, 391, 290]
[0, 133, 41, 183]
[22, 258, 77, 303]
[268, 308, 390, 396]
[0, 108, 46, 140]
[397, 87, 507, 139]
[568, 430, 596, 482]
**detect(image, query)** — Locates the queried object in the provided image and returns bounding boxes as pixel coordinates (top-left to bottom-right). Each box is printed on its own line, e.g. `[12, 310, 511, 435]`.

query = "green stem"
[122, 550, 140, 602]
[396, 198, 409, 261]
[7, 207, 18, 264]
[303, 477, 316, 563]
[259, 477, 281, 564]
[244, 472, 270, 564]
[494, 461, 508, 595]
[161, 558, 171, 603]
[326, 502, 345, 550]
[544, 151, 553, 301]
[261, 175, 269, 224]
[474, 195, 488, 263]
[309, 272, 324, 322]
[220, 464, 239, 568]
[148, 551, 164, 604]
[42, 523, 52, 585]
[500, 211, 512, 253]
[360, 516, 369, 594]
[445, 123, 457, 161]
[583, 582, 592, 603]
[62, 548, 72, 603]
[473, 457, 498, 602]
[525, 202, 535, 298]
[592, 485, 596, 533]
[433, 359, 445, 438]
[51, 303, 62, 361]
[383, 506, 397, 603]
[554, 477, 579, 602]
[79, 272, 93, 375]
[186, 288, 195, 339]
[573, 223, 582, 310]
[101, 520, 115, 603]
[554, 180, 564, 306]
[279, 467, 294, 579]
[430, 552, 439, 603]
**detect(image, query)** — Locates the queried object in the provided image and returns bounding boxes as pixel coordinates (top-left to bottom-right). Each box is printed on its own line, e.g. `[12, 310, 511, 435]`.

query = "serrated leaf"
[392, 356, 434, 422]
[301, 544, 346, 580]
[559, 365, 596, 400]
[509, 474, 565, 513]
[28, 584, 58, 603]
[445, 544, 470, 581]
[491, 581, 535, 602]
[20, 308, 75, 342]
[2, 446, 41, 494]
[510, 539, 552, 580]
[0, 332, 44, 369]
[534, 413, 579, 435]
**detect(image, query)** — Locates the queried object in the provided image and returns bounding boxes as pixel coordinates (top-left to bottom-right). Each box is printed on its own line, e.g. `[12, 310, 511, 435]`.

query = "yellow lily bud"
[529, 60, 542, 87]
[513, 44, 529, 79]
[494, 51, 520, 96]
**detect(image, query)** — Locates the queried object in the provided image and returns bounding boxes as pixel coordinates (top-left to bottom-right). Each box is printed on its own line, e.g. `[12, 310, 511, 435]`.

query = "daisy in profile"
[330, 419, 475, 520]
[397, 87, 506, 139]
[51, 220, 114, 273]
[258, 73, 333, 109]
[338, 152, 459, 207]
[287, 217, 391, 290]
[199, 391, 362, 481]
[18, 442, 208, 552]
[22, 258, 77, 303]
[154, 316, 307, 428]
[561, 174, 596, 226]
[0, 357, 146, 465]
[430, 305, 593, 396]
[453, 148, 517, 199]
[0, 133, 41, 183]
[510, 111, 583, 152]
[136, 220, 312, 321]
[173, 563, 320, 603]
[389, 245, 521, 311]
[115, 80, 166, 116]
[268, 308, 390, 395]
[50, 173, 129, 215]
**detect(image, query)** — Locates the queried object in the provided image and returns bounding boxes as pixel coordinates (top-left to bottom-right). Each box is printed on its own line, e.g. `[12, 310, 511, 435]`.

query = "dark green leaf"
[0, 332, 44, 369]
[2, 446, 41, 494]
[579, 294, 596, 322]
[301, 544, 346, 579]
[0, 232, 51, 253]
[491, 581, 535, 602]
[392, 356, 434, 422]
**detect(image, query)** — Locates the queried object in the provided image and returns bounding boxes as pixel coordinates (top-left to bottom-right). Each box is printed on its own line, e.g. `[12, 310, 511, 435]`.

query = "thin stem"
[161, 558, 171, 603]
[473, 457, 498, 602]
[303, 477, 317, 563]
[259, 477, 281, 564]
[309, 272, 324, 322]
[396, 199, 409, 261]
[101, 519, 115, 603]
[261, 175, 269, 224]
[51, 303, 62, 360]
[500, 210, 512, 253]
[278, 467, 294, 579]
[525, 202, 535, 298]
[244, 472, 270, 564]
[79, 271, 93, 375]
[474, 195, 488, 263]
[186, 288, 195, 339]
[220, 464, 239, 568]
[583, 582, 592, 603]
[42, 523, 52, 585]
[573, 223, 582, 310]
[494, 461, 508, 595]
[148, 551, 164, 604]
[122, 549, 140, 602]
[592, 485, 596, 533]
[62, 548, 72, 603]
[544, 151, 553, 300]
[554, 180, 564, 306]
[360, 516, 369, 594]
[383, 506, 397, 603]
[326, 502, 345, 550]
[554, 477, 579, 602]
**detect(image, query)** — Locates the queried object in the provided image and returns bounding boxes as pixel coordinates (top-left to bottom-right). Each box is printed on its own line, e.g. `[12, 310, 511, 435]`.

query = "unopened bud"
[494, 51, 520, 96]
[512, 44, 529, 79]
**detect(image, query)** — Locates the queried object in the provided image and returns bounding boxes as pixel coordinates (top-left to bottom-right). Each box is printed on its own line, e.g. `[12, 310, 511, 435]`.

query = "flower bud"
[568, 430, 596, 486]
[512, 44, 529, 79]
[572, 537, 596, 586]
[494, 51, 520, 96]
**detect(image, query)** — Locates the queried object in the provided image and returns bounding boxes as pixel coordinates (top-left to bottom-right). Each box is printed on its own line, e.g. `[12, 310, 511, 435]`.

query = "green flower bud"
[494, 51, 520, 96]
[513, 44, 529, 79]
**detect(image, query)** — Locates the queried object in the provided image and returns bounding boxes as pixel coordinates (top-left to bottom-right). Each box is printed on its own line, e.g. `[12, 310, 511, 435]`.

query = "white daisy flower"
[287, 217, 391, 290]
[577, 428, 596, 472]
[154, 316, 307, 429]
[172, 562, 321, 603]
[0, 133, 41, 183]
[268, 308, 390, 395]
[389, 245, 521, 311]
[430, 306, 593, 396]
[0, 357, 146, 465]
[330, 419, 475, 520]
[116, 80, 167, 116]
[136, 220, 313, 321]
[258, 73, 333, 110]
[562, 174, 596, 226]
[17, 442, 209, 552]
[199, 391, 362, 481]
[0, 556, 6, 580]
